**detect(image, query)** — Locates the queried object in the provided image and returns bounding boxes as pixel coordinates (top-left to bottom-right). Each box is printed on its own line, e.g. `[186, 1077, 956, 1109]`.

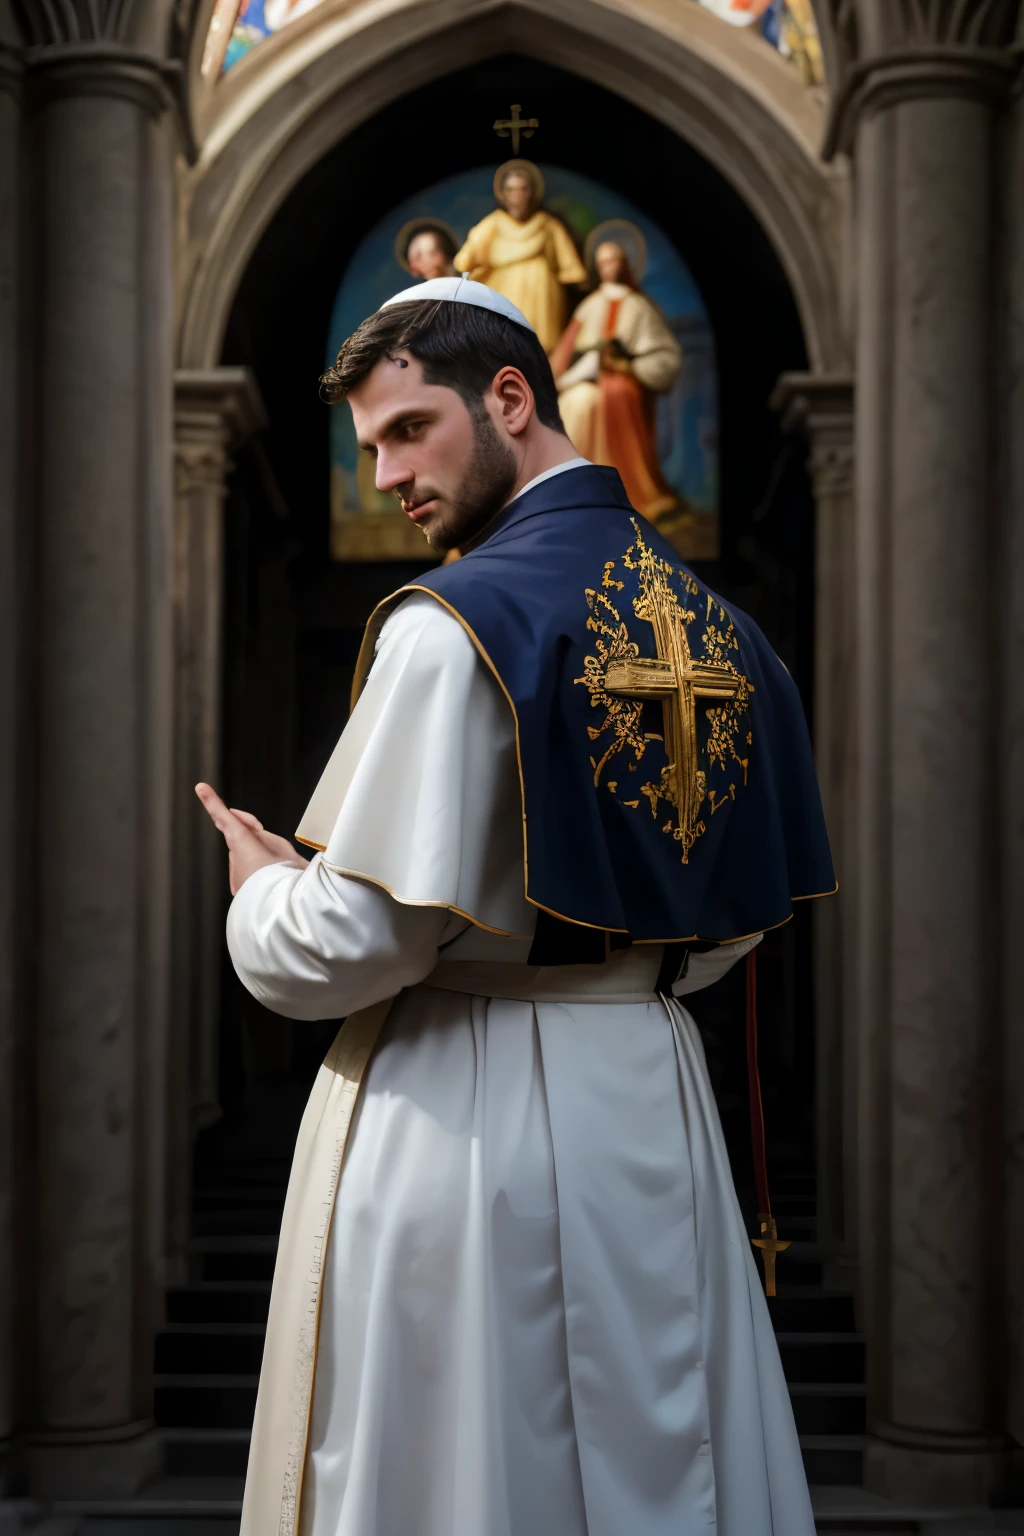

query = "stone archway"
[177, 0, 849, 373]
[167, 0, 1024, 1510]
[167, 0, 858, 1452]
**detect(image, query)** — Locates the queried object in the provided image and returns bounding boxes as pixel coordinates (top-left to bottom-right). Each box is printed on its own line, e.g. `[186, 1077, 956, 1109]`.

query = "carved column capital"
[174, 367, 266, 497]
[12, 0, 182, 117]
[820, 0, 1024, 158]
[771, 371, 855, 500]
[25, 43, 173, 116]
[825, 47, 1020, 155]
[174, 440, 229, 499]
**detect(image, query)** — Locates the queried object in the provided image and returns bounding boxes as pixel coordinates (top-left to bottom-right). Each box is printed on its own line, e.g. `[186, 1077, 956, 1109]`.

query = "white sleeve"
[671, 933, 762, 997]
[226, 858, 450, 1022]
[296, 591, 531, 936]
[224, 591, 531, 1019]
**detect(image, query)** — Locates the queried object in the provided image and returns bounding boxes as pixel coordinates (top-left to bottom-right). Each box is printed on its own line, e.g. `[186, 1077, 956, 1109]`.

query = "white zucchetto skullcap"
[379, 275, 535, 333]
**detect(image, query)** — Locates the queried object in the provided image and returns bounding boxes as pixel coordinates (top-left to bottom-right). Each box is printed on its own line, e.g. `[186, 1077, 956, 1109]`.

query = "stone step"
[192, 1208, 286, 1237]
[163, 1430, 251, 1479]
[801, 1433, 865, 1487]
[156, 1326, 267, 1376]
[790, 1382, 867, 1436]
[167, 1283, 272, 1326]
[776, 1331, 866, 1384]
[155, 1375, 259, 1430]
[192, 1186, 286, 1207]
[768, 1288, 857, 1333]
[190, 1237, 277, 1284]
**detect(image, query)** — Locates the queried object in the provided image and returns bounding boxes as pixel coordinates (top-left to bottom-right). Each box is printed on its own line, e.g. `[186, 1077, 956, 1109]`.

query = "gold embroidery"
[575, 520, 754, 861]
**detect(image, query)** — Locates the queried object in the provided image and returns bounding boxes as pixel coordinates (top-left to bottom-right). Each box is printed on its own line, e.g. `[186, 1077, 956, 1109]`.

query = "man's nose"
[375, 449, 413, 495]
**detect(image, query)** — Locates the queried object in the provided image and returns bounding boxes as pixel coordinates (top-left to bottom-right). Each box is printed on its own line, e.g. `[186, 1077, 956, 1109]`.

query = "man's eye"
[401, 421, 425, 440]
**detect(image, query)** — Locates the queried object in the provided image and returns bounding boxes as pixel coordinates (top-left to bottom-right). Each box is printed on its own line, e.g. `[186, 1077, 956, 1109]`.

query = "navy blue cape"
[354, 465, 834, 954]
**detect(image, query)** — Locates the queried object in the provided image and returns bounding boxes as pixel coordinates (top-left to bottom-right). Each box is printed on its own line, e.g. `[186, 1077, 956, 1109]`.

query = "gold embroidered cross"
[493, 103, 539, 155]
[604, 572, 739, 859]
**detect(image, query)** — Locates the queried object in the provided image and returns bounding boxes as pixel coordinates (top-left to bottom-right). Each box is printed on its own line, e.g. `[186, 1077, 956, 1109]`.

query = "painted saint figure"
[454, 160, 586, 352]
[199, 279, 834, 1536]
[551, 223, 682, 524]
[395, 216, 458, 281]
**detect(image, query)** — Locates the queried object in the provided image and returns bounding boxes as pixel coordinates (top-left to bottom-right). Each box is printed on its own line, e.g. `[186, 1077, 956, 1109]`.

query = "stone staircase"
[762, 1171, 866, 1490]
[9, 1150, 1022, 1531]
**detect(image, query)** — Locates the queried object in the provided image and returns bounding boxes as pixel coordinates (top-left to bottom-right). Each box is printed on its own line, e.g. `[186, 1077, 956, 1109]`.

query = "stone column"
[167, 369, 265, 1280]
[23, 33, 176, 1499]
[771, 374, 855, 1289]
[999, 44, 1024, 1461]
[0, 34, 24, 1497]
[826, 0, 1022, 1505]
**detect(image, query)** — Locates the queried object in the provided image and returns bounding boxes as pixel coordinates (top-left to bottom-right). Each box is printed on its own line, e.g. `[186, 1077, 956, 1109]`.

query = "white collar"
[514, 457, 590, 502]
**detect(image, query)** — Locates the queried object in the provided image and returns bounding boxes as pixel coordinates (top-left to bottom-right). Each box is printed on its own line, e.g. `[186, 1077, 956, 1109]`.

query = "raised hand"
[195, 783, 308, 895]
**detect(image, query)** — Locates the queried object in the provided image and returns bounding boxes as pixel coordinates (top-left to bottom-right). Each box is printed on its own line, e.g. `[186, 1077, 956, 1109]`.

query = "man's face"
[407, 231, 451, 281]
[595, 242, 627, 285]
[349, 352, 518, 551]
[502, 173, 533, 222]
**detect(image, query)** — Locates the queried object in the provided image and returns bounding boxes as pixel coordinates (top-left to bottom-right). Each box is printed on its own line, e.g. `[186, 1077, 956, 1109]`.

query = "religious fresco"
[204, 0, 821, 78]
[202, 0, 329, 77]
[695, 0, 823, 83]
[325, 165, 719, 562]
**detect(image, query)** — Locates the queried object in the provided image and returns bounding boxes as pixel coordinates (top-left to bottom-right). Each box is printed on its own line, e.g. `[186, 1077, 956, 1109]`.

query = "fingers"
[195, 783, 244, 842]
[230, 809, 265, 832]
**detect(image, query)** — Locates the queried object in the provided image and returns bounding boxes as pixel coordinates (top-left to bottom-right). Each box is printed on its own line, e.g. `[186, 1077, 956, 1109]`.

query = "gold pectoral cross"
[604, 580, 739, 858]
[493, 103, 539, 155]
[751, 1213, 791, 1298]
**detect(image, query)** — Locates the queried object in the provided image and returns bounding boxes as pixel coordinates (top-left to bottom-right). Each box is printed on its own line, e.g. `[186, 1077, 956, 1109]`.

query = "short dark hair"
[320, 300, 566, 432]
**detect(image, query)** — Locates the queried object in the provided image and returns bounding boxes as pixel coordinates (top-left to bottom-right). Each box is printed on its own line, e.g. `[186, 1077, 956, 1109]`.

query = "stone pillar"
[0, 34, 24, 1497]
[999, 46, 1024, 1462]
[167, 369, 265, 1279]
[827, 0, 1023, 1505]
[771, 374, 855, 1290]
[23, 34, 176, 1499]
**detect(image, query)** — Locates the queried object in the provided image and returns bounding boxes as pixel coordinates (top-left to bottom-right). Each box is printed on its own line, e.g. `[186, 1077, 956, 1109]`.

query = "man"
[199, 276, 834, 1536]
[552, 235, 683, 523]
[454, 160, 586, 350]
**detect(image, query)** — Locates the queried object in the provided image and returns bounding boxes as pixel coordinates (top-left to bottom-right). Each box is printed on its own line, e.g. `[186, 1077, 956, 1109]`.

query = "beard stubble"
[420, 409, 519, 552]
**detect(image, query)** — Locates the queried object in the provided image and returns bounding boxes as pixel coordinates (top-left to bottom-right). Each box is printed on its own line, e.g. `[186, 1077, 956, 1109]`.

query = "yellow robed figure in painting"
[455, 160, 586, 352]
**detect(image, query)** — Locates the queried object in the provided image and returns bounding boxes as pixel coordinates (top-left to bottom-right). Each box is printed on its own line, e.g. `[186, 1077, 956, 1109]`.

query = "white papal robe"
[227, 592, 816, 1536]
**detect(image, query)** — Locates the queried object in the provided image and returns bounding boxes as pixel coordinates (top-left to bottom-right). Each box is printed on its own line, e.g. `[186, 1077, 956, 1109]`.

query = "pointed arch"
[178, 0, 848, 371]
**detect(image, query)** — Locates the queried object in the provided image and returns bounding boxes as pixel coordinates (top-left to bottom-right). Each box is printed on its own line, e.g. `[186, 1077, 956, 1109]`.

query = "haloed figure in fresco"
[396, 216, 458, 282]
[198, 276, 835, 1536]
[553, 224, 683, 524]
[455, 160, 586, 351]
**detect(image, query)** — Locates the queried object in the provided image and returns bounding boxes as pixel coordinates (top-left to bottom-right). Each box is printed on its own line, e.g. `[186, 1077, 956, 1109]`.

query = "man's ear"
[491, 366, 534, 438]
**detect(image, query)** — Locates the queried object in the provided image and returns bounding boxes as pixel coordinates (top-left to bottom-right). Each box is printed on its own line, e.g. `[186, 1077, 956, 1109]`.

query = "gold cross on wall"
[493, 104, 539, 155]
[604, 576, 739, 859]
